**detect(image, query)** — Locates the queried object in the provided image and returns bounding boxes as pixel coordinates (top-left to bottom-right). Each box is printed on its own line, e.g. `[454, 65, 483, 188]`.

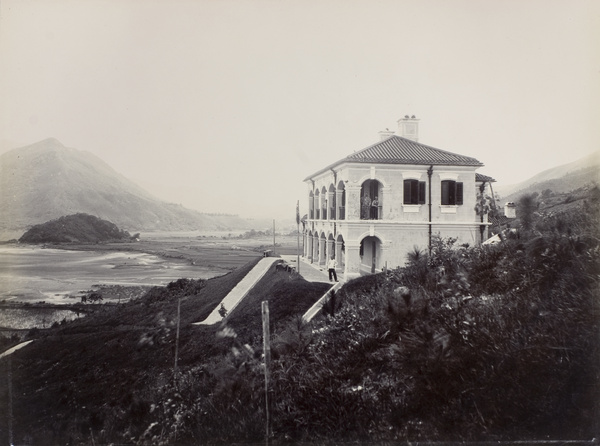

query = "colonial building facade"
[303, 116, 494, 280]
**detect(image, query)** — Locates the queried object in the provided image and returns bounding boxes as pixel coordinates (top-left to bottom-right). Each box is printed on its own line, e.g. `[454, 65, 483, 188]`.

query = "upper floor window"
[403, 179, 426, 205]
[441, 180, 463, 205]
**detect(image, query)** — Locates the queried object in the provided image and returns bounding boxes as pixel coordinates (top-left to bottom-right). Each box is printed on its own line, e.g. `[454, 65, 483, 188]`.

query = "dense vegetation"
[2, 185, 599, 444]
[19, 213, 134, 243]
[0, 257, 329, 445]
[170, 185, 596, 444]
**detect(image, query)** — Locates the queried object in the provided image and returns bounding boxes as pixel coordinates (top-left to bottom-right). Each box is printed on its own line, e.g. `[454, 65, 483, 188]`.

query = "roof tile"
[346, 136, 483, 166]
[305, 135, 483, 181]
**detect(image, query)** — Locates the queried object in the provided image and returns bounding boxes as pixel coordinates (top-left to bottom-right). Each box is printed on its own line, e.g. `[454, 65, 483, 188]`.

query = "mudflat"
[0, 231, 299, 305]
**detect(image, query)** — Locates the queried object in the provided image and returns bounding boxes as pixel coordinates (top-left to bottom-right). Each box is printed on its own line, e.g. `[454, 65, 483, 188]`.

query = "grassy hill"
[0, 258, 330, 445]
[18, 213, 133, 243]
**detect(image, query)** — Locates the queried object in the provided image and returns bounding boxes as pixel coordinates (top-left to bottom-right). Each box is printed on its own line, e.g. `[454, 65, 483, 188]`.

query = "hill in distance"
[19, 213, 134, 244]
[0, 138, 253, 237]
[495, 151, 600, 204]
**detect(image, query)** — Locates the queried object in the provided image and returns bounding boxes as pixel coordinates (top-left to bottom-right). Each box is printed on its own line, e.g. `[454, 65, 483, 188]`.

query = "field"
[0, 232, 302, 332]
[51, 231, 302, 269]
[1, 232, 302, 303]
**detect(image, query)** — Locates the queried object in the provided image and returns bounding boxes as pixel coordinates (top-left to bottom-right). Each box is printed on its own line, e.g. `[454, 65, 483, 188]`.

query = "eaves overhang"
[304, 135, 484, 182]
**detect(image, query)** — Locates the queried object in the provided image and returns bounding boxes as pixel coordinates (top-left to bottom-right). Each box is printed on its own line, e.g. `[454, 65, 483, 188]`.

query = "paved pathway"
[280, 255, 344, 284]
[280, 255, 346, 322]
[194, 255, 345, 326]
[193, 257, 279, 325]
[0, 340, 34, 359]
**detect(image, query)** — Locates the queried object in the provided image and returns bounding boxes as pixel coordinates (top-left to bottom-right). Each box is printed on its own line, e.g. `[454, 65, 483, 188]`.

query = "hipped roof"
[305, 135, 483, 181]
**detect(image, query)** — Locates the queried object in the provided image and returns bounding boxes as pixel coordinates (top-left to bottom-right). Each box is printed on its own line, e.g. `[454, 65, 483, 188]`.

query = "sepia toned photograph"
[0, 0, 598, 444]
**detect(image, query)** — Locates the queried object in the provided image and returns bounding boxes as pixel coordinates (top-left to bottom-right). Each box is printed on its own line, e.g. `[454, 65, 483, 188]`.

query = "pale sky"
[1, 0, 599, 220]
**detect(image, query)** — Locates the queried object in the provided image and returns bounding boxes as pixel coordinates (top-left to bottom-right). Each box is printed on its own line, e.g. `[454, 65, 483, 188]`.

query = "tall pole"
[8, 356, 13, 446]
[174, 297, 181, 381]
[427, 165, 433, 254]
[262, 301, 271, 444]
[272, 219, 275, 254]
[296, 200, 300, 274]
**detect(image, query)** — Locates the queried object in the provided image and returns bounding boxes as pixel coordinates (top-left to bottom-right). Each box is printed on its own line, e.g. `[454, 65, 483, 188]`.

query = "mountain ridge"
[0, 138, 253, 237]
[495, 151, 600, 202]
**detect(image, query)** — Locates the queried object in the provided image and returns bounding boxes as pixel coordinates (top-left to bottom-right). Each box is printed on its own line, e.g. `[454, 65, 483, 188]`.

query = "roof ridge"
[304, 135, 483, 181]
[346, 135, 481, 163]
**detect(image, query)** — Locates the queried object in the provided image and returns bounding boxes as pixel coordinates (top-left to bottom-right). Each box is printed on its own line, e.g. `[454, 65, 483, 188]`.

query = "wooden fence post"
[8, 356, 13, 446]
[262, 300, 271, 444]
[174, 298, 181, 383]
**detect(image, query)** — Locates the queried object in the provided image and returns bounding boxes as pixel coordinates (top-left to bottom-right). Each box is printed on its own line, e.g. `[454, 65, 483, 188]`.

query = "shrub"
[266, 211, 600, 442]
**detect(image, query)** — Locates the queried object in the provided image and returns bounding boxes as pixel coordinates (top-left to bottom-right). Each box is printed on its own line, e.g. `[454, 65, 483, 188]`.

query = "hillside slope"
[0, 138, 251, 235]
[0, 259, 329, 445]
[19, 213, 133, 243]
[496, 151, 600, 202]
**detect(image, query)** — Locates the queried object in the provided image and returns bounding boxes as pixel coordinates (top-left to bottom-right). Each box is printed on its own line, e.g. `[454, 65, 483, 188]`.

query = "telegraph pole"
[296, 200, 300, 274]
[262, 301, 271, 443]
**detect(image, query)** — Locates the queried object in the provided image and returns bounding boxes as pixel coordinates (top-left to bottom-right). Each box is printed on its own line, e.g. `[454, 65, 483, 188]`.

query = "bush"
[266, 205, 600, 442]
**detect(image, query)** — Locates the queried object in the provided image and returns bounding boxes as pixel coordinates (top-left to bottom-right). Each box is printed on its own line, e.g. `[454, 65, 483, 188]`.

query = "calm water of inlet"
[0, 246, 223, 304]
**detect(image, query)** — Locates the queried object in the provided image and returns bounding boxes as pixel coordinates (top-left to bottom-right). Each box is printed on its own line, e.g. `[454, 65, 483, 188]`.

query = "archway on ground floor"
[311, 231, 319, 263]
[326, 233, 335, 263]
[319, 232, 327, 265]
[305, 230, 314, 259]
[336, 234, 345, 270]
[360, 235, 382, 274]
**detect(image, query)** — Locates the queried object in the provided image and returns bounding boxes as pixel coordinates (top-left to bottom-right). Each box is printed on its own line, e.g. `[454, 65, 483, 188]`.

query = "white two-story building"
[303, 116, 494, 279]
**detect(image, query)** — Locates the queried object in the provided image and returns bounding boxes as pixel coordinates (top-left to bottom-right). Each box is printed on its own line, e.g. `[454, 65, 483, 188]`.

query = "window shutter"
[441, 181, 450, 205]
[403, 180, 411, 204]
[418, 181, 426, 204]
[456, 182, 464, 205]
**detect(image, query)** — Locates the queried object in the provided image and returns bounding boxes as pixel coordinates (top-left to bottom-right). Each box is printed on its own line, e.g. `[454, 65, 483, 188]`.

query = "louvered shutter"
[441, 181, 450, 205]
[403, 180, 411, 204]
[456, 182, 464, 205]
[418, 181, 426, 204]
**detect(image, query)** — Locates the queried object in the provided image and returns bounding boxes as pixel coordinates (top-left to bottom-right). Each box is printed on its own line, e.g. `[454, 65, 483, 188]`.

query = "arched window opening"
[309, 191, 314, 219]
[321, 187, 327, 219]
[337, 181, 346, 220]
[314, 190, 320, 219]
[360, 180, 383, 220]
[328, 184, 336, 220]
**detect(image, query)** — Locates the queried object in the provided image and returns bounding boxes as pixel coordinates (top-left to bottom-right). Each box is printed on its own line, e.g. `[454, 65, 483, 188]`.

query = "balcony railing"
[310, 205, 379, 221]
[361, 205, 383, 220]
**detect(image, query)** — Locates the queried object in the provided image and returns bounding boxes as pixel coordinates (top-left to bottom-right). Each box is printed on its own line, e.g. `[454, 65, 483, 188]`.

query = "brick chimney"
[397, 115, 419, 142]
[378, 128, 395, 141]
[504, 202, 516, 219]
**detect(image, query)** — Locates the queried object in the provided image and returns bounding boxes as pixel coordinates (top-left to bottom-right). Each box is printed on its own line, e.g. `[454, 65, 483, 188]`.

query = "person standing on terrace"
[328, 256, 338, 282]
